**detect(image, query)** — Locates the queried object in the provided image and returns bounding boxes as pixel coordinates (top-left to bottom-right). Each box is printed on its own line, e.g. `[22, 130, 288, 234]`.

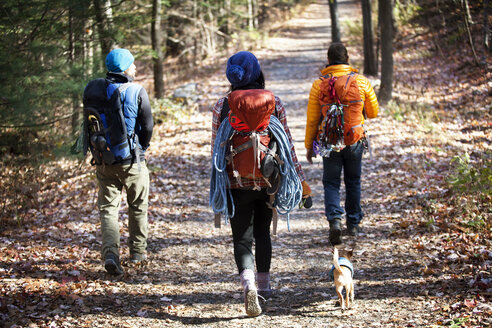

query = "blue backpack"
[83, 79, 141, 166]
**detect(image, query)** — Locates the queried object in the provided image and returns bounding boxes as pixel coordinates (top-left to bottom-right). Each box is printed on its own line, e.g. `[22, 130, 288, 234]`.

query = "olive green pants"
[96, 162, 149, 259]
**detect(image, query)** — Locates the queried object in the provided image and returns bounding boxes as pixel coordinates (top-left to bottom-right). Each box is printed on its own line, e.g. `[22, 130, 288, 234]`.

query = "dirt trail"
[4, 1, 481, 327]
[137, 1, 439, 327]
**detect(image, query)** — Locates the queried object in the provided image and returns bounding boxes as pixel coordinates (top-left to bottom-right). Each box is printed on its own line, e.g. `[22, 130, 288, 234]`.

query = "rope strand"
[209, 115, 302, 228]
[269, 116, 303, 230]
[209, 119, 235, 220]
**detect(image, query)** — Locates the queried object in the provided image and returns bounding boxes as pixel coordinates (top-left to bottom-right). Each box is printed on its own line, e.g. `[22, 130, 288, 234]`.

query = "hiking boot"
[346, 224, 360, 236]
[329, 218, 342, 245]
[256, 272, 272, 300]
[258, 288, 273, 300]
[244, 284, 262, 317]
[104, 253, 123, 275]
[130, 252, 147, 264]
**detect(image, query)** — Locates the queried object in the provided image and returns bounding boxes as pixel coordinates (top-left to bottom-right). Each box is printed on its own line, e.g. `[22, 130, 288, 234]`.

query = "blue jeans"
[322, 141, 364, 227]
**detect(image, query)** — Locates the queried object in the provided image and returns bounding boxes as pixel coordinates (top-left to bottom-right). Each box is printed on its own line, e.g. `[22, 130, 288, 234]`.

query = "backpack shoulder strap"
[118, 82, 133, 94]
[220, 97, 230, 123]
[273, 96, 279, 118]
[106, 82, 135, 100]
[340, 72, 360, 101]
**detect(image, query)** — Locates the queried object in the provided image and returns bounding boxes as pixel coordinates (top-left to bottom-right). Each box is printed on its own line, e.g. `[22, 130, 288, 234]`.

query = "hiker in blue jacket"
[83, 48, 153, 275]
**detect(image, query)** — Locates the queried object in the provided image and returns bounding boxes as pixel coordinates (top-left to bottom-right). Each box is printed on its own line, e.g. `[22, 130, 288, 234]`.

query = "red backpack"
[221, 89, 279, 188]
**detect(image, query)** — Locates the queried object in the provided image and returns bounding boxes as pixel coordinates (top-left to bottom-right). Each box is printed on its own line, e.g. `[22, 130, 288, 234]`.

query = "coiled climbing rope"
[268, 116, 302, 215]
[209, 115, 302, 228]
[209, 118, 235, 219]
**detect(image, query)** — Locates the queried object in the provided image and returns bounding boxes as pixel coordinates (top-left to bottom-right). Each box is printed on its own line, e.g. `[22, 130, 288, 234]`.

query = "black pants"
[229, 188, 273, 274]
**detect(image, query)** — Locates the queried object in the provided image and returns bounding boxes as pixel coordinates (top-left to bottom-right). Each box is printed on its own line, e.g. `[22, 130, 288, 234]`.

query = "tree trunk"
[93, 0, 115, 63]
[378, 0, 393, 104]
[69, 5, 78, 135]
[253, 0, 259, 29]
[70, 1, 89, 134]
[193, 0, 198, 65]
[485, 0, 491, 52]
[248, 0, 254, 30]
[362, 0, 377, 75]
[219, 0, 231, 48]
[328, 0, 341, 43]
[258, 0, 270, 26]
[207, 1, 217, 55]
[152, 0, 164, 98]
[461, 0, 479, 65]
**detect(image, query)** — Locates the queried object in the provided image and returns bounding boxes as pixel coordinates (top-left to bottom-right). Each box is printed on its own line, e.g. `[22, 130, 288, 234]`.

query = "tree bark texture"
[152, 0, 164, 98]
[485, 0, 491, 52]
[362, 0, 377, 75]
[461, 0, 479, 65]
[93, 0, 115, 63]
[378, 0, 393, 104]
[219, 0, 231, 48]
[328, 0, 341, 43]
[69, 1, 89, 134]
[248, 0, 254, 30]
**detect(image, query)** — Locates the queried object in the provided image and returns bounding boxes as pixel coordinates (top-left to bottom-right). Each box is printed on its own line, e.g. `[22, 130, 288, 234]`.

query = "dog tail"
[333, 246, 343, 274]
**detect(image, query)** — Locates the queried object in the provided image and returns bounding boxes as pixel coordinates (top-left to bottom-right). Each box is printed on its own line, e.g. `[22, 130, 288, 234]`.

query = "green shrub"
[447, 152, 491, 231]
[394, 0, 422, 27]
[448, 152, 491, 195]
[151, 97, 195, 124]
[384, 99, 436, 130]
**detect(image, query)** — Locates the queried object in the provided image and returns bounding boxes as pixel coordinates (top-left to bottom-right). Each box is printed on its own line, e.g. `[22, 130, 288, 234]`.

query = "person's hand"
[306, 148, 315, 164]
[300, 180, 313, 209]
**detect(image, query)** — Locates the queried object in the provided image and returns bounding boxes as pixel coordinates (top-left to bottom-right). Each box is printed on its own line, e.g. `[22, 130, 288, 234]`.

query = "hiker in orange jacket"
[305, 43, 379, 245]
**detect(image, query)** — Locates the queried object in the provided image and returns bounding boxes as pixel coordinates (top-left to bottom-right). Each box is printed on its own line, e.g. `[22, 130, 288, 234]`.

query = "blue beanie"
[105, 48, 134, 73]
[226, 51, 261, 87]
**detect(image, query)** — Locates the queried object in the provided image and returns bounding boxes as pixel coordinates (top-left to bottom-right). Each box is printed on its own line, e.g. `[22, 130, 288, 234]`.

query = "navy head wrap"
[226, 51, 261, 88]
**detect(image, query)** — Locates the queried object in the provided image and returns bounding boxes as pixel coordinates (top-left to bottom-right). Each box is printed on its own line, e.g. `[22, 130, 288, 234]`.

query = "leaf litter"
[1, 1, 491, 327]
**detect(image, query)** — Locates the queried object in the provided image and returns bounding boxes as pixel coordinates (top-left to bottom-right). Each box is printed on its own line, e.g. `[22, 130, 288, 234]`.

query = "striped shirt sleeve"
[211, 97, 226, 155]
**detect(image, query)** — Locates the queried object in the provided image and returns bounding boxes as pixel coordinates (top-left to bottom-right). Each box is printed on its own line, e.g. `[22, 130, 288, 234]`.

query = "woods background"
[0, 0, 490, 236]
[0, 0, 491, 327]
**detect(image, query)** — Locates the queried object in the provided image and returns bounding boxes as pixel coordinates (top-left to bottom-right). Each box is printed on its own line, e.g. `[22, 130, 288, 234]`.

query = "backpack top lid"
[319, 73, 360, 106]
[228, 89, 275, 132]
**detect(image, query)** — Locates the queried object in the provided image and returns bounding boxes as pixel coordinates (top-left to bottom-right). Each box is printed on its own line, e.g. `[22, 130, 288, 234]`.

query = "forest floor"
[1, 0, 491, 327]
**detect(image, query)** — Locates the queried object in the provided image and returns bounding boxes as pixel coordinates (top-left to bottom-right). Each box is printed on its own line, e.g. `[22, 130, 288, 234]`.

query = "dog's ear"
[346, 249, 354, 260]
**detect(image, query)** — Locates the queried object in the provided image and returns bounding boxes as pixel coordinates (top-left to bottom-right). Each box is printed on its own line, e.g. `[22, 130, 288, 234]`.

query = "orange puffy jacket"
[305, 64, 379, 150]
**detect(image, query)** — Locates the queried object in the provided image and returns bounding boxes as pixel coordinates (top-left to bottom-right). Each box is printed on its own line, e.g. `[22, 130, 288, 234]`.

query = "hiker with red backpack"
[210, 51, 312, 316]
[305, 43, 379, 245]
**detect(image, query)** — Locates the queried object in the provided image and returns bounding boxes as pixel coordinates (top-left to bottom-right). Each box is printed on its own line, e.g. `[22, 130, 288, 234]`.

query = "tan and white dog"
[331, 247, 354, 310]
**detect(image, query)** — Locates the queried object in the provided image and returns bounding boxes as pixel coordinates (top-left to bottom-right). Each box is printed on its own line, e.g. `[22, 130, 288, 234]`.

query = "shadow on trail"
[5, 276, 461, 325]
[147, 234, 229, 252]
